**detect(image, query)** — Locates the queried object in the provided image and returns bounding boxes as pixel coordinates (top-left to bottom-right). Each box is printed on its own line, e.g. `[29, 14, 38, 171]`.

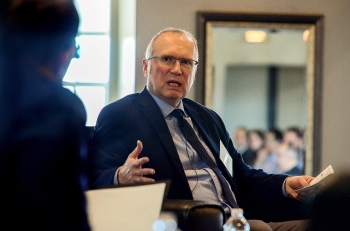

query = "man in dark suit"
[91, 28, 313, 230]
[0, 1, 90, 230]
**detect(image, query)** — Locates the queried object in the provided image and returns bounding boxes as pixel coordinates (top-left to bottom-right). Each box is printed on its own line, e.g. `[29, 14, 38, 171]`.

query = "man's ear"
[190, 66, 198, 79]
[193, 66, 198, 75]
[142, 59, 149, 78]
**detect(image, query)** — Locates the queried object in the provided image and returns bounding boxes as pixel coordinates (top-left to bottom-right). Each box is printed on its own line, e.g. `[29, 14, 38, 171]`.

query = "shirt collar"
[148, 90, 185, 118]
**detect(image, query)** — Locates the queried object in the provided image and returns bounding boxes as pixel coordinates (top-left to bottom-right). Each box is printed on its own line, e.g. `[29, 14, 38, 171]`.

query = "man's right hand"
[117, 140, 155, 184]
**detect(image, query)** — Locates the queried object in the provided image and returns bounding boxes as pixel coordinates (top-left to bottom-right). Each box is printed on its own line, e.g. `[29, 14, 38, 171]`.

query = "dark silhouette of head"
[3, 0, 79, 73]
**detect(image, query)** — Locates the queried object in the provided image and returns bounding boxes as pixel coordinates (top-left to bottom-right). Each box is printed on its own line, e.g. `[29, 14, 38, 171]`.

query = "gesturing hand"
[117, 140, 155, 185]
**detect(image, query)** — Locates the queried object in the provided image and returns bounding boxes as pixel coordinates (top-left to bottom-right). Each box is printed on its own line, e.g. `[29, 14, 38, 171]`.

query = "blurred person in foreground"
[90, 27, 315, 231]
[0, 0, 90, 230]
[312, 173, 350, 230]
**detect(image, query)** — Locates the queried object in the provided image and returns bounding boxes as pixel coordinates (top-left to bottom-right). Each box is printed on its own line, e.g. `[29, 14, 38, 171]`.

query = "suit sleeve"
[89, 102, 135, 188]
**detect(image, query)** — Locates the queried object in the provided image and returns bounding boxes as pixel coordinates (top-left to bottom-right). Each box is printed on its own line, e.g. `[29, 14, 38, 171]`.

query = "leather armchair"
[162, 198, 313, 231]
[162, 200, 226, 231]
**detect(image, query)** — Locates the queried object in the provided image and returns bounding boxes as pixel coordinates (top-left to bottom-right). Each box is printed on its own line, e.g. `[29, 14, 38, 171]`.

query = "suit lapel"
[135, 88, 188, 183]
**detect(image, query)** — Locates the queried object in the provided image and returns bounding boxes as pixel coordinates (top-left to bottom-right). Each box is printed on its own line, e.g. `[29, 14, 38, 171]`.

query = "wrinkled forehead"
[154, 31, 195, 44]
[152, 32, 197, 57]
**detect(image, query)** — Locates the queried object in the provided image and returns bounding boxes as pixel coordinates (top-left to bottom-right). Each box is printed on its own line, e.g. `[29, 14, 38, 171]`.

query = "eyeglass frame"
[74, 43, 80, 59]
[147, 55, 198, 69]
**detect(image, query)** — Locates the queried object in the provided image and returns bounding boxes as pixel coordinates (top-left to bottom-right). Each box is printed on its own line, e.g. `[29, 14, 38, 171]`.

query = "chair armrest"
[162, 199, 225, 231]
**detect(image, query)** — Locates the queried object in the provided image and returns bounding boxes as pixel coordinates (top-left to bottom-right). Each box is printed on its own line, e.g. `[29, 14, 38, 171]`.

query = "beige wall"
[135, 0, 350, 173]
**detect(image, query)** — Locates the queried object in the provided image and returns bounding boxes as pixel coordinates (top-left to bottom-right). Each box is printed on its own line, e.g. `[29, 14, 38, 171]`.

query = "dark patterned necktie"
[171, 109, 238, 208]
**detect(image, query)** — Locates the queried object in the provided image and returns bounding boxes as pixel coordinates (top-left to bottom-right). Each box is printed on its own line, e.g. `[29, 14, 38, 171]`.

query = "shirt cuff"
[113, 167, 121, 185]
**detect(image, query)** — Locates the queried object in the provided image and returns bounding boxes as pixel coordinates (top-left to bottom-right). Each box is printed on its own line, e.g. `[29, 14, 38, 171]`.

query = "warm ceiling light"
[303, 30, 310, 42]
[245, 31, 267, 43]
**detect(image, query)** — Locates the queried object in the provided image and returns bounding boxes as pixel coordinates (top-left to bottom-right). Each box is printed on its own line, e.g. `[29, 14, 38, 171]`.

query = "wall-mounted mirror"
[196, 12, 323, 175]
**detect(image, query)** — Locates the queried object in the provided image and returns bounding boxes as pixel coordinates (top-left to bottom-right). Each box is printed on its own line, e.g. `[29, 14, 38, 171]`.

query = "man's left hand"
[285, 176, 314, 201]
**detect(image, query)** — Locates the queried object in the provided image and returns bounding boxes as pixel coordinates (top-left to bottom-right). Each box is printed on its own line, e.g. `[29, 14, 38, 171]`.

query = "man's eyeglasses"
[74, 43, 80, 59]
[147, 56, 198, 69]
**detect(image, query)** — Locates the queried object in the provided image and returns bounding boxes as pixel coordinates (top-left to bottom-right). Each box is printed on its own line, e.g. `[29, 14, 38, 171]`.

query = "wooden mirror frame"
[196, 12, 324, 175]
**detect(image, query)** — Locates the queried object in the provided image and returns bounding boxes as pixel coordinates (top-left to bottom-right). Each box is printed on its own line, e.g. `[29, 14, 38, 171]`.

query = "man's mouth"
[168, 81, 181, 87]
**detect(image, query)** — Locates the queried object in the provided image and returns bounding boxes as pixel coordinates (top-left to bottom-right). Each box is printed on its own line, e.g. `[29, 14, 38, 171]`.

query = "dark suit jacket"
[0, 65, 90, 230]
[91, 87, 310, 221]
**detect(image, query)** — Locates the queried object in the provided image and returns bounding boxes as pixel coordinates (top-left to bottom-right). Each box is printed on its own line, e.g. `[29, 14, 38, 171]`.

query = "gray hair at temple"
[144, 27, 199, 61]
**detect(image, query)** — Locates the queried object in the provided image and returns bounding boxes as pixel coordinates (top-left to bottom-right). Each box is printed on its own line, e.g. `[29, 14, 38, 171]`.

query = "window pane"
[76, 86, 106, 126]
[64, 35, 110, 83]
[75, 0, 110, 33]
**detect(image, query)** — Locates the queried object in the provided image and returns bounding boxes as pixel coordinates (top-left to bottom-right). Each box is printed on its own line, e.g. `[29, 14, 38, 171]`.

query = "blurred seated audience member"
[283, 126, 305, 171]
[233, 126, 249, 154]
[245, 129, 265, 166]
[312, 173, 350, 230]
[253, 146, 269, 169]
[253, 129, 283, 174]
[276, 143, 303, 175]
[283, 127, 304, 149]
[233, 126, 252, 164]
[0, 0, 90, 230]
[249, 129, 265, 152]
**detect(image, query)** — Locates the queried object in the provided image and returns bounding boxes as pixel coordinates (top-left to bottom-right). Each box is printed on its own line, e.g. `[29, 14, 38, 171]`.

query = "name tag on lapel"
[220, 140, 233, 176]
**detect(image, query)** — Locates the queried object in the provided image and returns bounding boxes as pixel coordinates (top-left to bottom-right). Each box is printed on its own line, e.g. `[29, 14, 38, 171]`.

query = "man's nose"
[170, 60, 182, 74]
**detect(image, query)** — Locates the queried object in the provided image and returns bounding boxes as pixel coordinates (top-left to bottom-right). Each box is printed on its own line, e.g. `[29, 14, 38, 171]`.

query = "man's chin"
[166, 93, 186, 101]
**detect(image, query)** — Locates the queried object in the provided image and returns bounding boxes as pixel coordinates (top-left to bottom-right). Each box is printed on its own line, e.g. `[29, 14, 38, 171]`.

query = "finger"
[305, 177, 314, 184]
[132, 175, 156, 184]
[133, 156, 150, 167]
[139, 168, 155, 176]
[128, 140, 143, 159]
[139, 176, 156, 183]
[288, 176, 308, 190]
[299, 176, 314, 187]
